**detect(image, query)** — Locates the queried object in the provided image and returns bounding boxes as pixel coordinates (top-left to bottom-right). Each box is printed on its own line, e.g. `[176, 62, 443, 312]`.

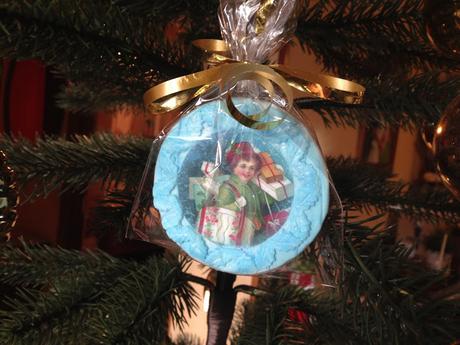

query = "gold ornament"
[0, 151, 19, 240]
[433, 95, 460, 201]
[424, 0, 460, 58]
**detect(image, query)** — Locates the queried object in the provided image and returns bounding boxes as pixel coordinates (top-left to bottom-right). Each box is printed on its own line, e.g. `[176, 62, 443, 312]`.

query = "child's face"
[233, 158, 257, 183]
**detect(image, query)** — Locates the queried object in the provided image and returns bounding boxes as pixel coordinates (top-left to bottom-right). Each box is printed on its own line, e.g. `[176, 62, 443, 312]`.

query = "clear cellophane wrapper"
[126, 0, 344, 283]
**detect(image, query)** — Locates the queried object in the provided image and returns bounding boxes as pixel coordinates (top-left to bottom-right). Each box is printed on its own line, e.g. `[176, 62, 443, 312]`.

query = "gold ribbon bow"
[143, 39, 365, 130]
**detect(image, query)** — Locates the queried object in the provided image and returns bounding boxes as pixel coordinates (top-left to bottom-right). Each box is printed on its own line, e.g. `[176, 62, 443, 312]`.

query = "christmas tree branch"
[298, 0, 424, 53]
[2, 135, 458, 225]
[89, 189, 139, 241]
[230, 288, 311, 345]
[0, 134, 152, 198]
[328, 157, 460, 224]
[58, 68, 459, 119]
[112, 0, 221, 40]
[112, 0, 218, 20]
[231, 216, 460, 345]
[296, 0, 459, 77]
[88, 159, 460, 244]
[0, 0, 200, 72]
[0, 242, 197, 345]
[298, 71, 460, 129]
[0, 240, 118, 288]
[340, 216, 460, 344]
[0, 0, 203, 111]
[55, 82, 143, 112]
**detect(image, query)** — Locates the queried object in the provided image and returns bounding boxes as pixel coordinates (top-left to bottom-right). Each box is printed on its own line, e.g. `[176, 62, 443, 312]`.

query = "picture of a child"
[196, 141, 292, 247]
[214, 142, 273, 246]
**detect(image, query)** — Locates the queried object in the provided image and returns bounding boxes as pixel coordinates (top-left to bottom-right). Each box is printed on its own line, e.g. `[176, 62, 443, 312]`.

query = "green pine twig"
[0, 134, 151, 199]
[0, 0, 204, 112]
[328, 157, 460, 224]
[112, 0, 221, 40]
[230, 216, 460, 345]
[89, 189, 138, 241]
[296, 0, 459, 77]
[0, 242, 197, 345]
[298, 71, 460, 129]
[0, 240, 116, 288]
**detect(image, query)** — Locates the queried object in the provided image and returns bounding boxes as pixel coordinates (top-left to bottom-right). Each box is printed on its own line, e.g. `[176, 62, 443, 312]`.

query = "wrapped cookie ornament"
[128, 0, 365, 275]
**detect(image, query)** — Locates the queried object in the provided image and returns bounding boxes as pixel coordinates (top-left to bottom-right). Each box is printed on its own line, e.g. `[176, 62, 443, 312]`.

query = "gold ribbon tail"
[272, 64, 365, 104]
[143, 67, 222, 115]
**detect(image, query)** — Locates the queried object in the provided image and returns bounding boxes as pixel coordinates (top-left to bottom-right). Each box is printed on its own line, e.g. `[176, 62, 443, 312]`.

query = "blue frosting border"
[153, 99, 329, 274]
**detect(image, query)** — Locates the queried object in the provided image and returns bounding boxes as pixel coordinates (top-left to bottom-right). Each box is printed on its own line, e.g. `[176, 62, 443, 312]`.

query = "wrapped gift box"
[189, 175, 229, 199]
[264, 209, 290, 236]
[259, 152, 284, 183]
[189, 177, 202, 199]
[253, 175, 293, 201]
[260, 165, 284, 183]
[197, 206, 249, 246]
[191, 183, 209, 211]
[259, 152, 274, 165]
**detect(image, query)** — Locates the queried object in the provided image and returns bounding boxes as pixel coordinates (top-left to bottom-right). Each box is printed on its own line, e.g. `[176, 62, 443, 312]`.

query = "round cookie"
[154, 98, 329, 274]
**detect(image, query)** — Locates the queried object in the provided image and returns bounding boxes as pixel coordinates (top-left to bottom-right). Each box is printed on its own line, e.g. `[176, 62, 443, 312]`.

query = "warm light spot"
[436, 125, 443, 135]
[203, 289, 211, 313]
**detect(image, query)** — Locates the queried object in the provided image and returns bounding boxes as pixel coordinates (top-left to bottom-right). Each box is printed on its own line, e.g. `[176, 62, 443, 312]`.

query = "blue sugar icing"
[154, 98, 329, 275]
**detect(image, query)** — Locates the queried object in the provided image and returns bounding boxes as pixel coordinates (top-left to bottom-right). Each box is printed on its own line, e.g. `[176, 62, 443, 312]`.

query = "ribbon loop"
[219, 63, 293, 130]
[143, 39, 366, 129]
[192, 39, 230, 55]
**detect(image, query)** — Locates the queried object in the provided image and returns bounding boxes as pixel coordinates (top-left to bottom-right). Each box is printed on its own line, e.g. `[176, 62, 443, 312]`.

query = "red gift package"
[264, 209, 289, 236]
